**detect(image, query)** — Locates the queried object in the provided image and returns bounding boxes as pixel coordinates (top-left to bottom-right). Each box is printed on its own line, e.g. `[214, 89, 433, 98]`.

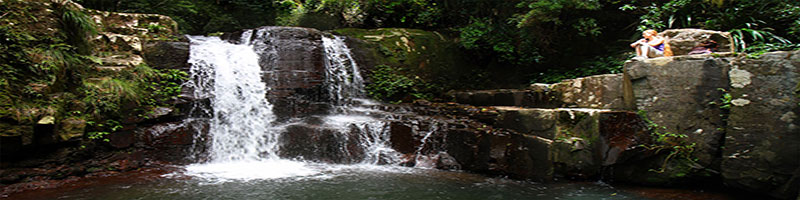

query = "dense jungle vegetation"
[75, 1, 799, 71]
[3, 0, 799, 105]
[70, 0, 799, 102]
[1, 0, 186, 147]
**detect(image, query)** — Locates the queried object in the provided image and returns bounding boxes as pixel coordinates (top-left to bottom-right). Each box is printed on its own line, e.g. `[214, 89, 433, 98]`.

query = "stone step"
[99, 54, 143, 67]
[95, 66, 128, 71]
[449, 74, 625, 109]
[491, 106, 650, 177]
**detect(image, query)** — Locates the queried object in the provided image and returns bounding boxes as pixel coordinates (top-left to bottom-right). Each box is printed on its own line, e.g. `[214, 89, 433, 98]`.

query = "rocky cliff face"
[720, 52, 799, 199]
[0, 0, 194, 194]
[622, 51, 799, 199]
[447, 50, 798, 199]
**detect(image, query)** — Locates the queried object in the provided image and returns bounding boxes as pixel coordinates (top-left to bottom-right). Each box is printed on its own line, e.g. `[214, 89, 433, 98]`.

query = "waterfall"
[184, 31, 316, 180]
[322, 35, 365, 106]
[188, 33, 279, 162]
[320, 35, 402, 165]
[182, 27, 404, 181]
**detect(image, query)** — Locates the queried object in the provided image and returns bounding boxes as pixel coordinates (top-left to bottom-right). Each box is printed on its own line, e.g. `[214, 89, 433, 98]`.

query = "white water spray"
[183, 29, 405, 181]
[184, 32, 317, 180]
[321, 35, 401, 165]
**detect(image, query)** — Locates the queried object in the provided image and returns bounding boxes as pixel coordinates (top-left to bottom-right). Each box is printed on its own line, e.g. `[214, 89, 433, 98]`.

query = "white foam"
[185, 160, 319, 182]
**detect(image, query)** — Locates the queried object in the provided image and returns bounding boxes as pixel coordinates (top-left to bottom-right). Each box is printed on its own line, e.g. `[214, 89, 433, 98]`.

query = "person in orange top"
[630, 29, 665, 58]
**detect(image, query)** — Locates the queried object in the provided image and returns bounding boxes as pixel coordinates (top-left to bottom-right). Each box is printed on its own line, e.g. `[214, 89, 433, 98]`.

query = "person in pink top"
[630, 29, 665, 58]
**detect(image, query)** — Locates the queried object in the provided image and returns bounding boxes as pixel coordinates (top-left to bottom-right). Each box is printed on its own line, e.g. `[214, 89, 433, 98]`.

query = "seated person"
[630, 29, 665, 58]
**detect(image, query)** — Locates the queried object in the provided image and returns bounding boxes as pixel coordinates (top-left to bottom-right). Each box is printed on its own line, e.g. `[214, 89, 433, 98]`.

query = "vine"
[637, 110, 698, 173]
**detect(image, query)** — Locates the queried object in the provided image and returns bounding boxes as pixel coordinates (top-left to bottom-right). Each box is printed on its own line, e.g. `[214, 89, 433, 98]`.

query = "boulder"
[88, 10, 179, 37]
[551, 74, 625, 109]
[0, 123, 31, 159]
[57, 117, 86, 142]
[137, 119, 209, 163]
[495, 107, 558, 139]
[504, 134, 554, 181]
[389, 121, 418, 154]
[659, 29, 735, 56]
[623, 55, 731, 170]
[721, 51, 800, 199]
[491, 107, 650, 179]
[33, 116, 55, 145]
[142, 40, 190, 71]
[222, 27, 330, 120]
[278, 123, 365, 164]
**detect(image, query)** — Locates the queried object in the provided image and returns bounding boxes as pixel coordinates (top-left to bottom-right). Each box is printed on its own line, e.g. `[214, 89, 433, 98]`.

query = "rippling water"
[7, 165, 750, 200]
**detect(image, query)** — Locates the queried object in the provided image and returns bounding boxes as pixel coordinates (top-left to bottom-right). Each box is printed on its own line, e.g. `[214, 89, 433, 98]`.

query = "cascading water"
[321, 35, 402, 165]
[322, 35, 365, 106]
[183, 31, 317, 180]
[182, 28, 402, 181]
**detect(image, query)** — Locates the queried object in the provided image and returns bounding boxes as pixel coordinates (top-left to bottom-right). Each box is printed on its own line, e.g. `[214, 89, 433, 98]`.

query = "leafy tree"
[622, 0, 799, 52]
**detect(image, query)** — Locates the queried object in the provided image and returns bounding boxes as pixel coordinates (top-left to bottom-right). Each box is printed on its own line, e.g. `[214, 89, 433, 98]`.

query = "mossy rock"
[0, 122, 34, 148]
[554, 110, 601, 146]
[332, 28, 482, 89]
[58, 117, 86, 141]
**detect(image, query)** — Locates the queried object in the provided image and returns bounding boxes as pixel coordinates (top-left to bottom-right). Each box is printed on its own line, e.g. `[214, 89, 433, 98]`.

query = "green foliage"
[623, 0, 799, 46]
[1, 0, 188, 148]
[730, 24, 793, 52]
[637, 110, 698, 174]
[52, 0, 97, 55]
[275, 0, 440, 30]
[531, 55, 628, 84]
[139, 66, 188, 106]
[365, 65, 436, 103]
[514, 0, 601, 27]
[709, 88, 732, 110]
[457, 17, 543, 67]
[86, 119, 121, 142]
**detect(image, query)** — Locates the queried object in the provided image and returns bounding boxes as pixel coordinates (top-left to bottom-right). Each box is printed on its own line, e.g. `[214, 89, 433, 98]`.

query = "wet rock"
[389, 122, 418, 154]
[551, 74, 625, 109]
[142, 40, 190, 71]
[106, 131, 135, 149]
[495, 107, 557, 139]
[597, 111, 650, 166]
[551, 137, 595, 178]
[659, 29, 734, 56]
[721, 51, 800, 199]
[278, 124, 363, 164]
[137, 119, 208, 163]
[444, 128, 489, 172]
[433, 152, 460, 170]
[504, 134, 554, 181]
[223, 27, 330, 119]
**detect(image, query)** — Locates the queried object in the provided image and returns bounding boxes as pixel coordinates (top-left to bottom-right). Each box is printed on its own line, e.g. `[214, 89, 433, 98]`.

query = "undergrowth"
[1, 0, 186, 144]
[530, 54, 630, 84]
[365, 65, 438, 103]
[637, 110, 698, 174]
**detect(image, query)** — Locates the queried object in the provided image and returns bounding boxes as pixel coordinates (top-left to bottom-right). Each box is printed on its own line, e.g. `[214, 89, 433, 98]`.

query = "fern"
[52, 0, 97, 55]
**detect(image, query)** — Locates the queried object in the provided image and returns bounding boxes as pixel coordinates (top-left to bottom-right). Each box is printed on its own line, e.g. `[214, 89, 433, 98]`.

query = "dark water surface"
[6, 166, 748, 200]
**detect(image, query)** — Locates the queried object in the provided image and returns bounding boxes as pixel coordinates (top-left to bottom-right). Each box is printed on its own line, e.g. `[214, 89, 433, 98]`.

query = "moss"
[333, 28, 486, 90]
[1, 0, 186, 148]
[554, 111, 600, 146]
